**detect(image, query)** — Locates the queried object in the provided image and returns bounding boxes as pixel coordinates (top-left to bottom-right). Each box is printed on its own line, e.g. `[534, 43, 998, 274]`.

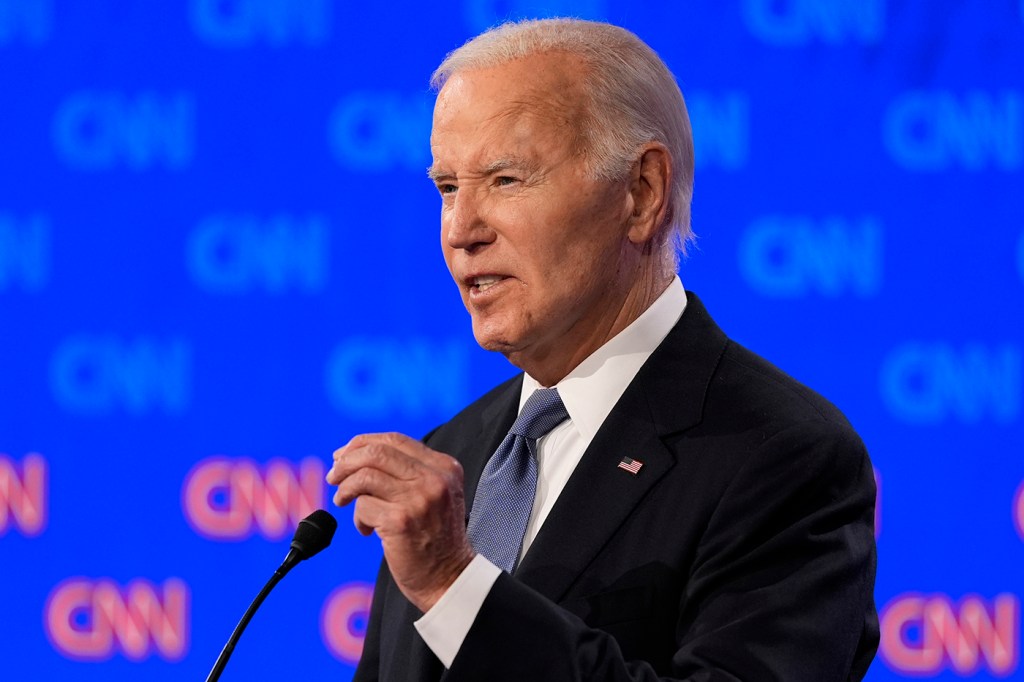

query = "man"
[327, 18, 878, 681]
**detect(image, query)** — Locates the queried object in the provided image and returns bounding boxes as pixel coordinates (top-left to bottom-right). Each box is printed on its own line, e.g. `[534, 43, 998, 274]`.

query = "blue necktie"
[467, 388, 570, 573]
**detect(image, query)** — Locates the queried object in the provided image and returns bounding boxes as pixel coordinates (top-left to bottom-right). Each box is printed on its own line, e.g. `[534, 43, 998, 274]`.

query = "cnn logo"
[321, 583, 374, 665]
[44, 578, 190, 661]
[0, 453, 47, 536]
[880, 592, 1019, 677]
[182, 456, 325, 540]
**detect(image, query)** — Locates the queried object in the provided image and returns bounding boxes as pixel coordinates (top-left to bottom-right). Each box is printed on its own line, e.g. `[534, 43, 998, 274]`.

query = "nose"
[444, 188, 495, 252]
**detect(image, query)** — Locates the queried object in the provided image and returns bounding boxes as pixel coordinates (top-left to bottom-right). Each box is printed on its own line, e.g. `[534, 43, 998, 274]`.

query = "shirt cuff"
[413, 553, 502, 668]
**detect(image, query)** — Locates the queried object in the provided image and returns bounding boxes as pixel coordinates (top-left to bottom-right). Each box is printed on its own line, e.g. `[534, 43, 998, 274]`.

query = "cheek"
[441, 244, 454, 274]
[439, 221, 456, 271]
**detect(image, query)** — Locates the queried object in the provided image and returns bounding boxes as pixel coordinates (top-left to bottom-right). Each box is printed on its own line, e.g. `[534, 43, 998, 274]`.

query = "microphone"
[206, 509, 338, 682]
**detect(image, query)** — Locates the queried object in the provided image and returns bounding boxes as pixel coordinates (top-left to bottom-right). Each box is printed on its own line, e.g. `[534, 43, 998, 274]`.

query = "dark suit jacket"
[353, 293, 878, 681]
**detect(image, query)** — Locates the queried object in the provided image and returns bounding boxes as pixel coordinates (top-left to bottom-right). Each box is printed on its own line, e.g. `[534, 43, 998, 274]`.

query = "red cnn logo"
[880, 592, 1019, 677]
[321, 583, 374, 664]
[44, 577, 190, 661]
[182, 456, 325, 540]
[0, 453, 47, 537]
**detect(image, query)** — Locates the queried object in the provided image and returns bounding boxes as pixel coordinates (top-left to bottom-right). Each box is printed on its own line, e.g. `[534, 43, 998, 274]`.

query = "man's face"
[430, 53, 643, 382]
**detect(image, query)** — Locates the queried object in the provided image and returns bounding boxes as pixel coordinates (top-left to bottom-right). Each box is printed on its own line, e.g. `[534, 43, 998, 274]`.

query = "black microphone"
[206, 509, 338, 682]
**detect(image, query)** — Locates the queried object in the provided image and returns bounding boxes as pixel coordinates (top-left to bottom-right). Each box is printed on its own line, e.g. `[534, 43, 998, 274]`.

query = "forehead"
[430, 53, 587, 166]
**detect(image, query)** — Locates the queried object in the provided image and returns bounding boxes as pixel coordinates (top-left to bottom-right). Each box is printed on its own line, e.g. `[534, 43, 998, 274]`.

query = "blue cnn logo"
[738, 215, 883, 297]
[463, 0, 608, 33]
[741, 0, 885, 46]
[187, 214, 329, 294]
[189, 0, 330, 47]
[689, 92, 749, 171]
[50, 336, 191, 416]
[0, 0, 51, 45]
[329, 92, 432, 172]
[0, 213, 48, 292]
[880, 343, 1022, 425]
[52, 92, 195, 171]
[884, 90, 1023, 171]
[325, 338, 468, 420]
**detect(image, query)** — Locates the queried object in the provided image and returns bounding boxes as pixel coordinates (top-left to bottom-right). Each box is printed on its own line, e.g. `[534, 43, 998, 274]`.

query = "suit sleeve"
[443, 419, 878, 681]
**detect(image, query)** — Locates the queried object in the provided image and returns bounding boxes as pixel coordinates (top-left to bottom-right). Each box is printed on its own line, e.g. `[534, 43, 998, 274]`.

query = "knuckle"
[442, 456, 464, 478]
[355, 467, 380, 489]
[339, 468, 372, 497]
[363, 443, 388, 464]
[348, 432, 383, 449]
[390, 508, 412, 533]
[423, 476, 447, 500]
[381, 432, 406, 446]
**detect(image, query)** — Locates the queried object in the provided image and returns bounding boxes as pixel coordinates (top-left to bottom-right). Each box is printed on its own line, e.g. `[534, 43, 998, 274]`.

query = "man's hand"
[327, 432, 476, 613]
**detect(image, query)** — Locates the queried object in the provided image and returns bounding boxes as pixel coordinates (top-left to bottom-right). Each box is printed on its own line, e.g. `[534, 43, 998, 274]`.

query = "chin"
[471, 321, 522, 355]
[473, 334, 517, 354]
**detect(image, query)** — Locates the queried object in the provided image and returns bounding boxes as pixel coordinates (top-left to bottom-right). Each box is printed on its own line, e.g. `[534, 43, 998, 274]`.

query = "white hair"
[431, 18, 696, 263]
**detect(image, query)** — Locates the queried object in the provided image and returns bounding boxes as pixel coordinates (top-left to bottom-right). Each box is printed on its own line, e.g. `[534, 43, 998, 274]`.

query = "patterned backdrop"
[2, 1, 1022, 679]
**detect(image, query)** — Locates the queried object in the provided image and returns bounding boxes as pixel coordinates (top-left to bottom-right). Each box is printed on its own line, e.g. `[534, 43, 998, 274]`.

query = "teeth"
[473, 276, 502, 292]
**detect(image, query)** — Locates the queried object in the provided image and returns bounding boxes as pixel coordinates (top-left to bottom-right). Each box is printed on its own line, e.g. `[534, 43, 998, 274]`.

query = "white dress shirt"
[414, 277, 687, 667]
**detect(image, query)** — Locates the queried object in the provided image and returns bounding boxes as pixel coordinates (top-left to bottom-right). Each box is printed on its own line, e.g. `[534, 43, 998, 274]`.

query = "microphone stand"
[203, 507, 335, 682]
[205, 558, 296, 682]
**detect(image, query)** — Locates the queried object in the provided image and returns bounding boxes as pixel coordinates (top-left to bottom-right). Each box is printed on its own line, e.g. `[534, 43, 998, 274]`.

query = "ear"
[626, 143, 672, 245]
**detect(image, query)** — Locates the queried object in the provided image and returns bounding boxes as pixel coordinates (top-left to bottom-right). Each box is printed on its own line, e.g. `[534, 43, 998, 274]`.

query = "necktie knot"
[510, 388, 569, 441]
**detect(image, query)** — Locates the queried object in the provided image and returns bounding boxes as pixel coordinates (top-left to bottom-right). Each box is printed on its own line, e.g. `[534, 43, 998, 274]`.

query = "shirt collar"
[520, 276, 687, 442]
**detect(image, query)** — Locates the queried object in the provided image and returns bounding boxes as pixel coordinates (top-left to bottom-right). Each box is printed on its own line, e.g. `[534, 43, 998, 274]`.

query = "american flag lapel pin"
[617, 456, 643, 475]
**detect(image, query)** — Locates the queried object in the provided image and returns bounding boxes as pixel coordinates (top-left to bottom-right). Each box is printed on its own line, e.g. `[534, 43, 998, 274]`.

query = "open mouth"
[470, 275, 508, 293]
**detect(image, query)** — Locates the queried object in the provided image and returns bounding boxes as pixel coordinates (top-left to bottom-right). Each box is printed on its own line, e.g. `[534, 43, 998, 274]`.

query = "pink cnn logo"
[182, 456, 325, 540]
[0, 453, 47, 537]
[44, 577, 190, 661]
[321, 583, 374, 665]
[879, 592, 1019, 677]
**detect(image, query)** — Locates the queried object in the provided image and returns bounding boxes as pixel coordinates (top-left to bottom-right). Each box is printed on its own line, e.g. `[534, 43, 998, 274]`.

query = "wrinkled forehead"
[431, 53, 589, 141]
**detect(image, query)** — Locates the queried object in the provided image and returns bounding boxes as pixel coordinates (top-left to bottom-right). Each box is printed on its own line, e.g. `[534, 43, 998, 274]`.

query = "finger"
[349, 491, 436, 541]
[327, 434, 386, 484]
[330, 437, 428, 484]
[332, 465, 406, 507]
[326, 445, 349, 485]
[327, 438, 405, 486]
[350, 494, 390, 536]
[370, 432, 458, 471]
[341, 433, 444, 469]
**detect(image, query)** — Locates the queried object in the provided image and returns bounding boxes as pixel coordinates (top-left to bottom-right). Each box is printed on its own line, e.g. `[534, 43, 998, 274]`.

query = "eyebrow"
[426, 156, 537, 183]
[426, 166, 451, 183]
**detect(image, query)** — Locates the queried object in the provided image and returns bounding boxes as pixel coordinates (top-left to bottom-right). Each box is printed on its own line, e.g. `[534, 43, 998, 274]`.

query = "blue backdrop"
[2, 1, 1022, 679]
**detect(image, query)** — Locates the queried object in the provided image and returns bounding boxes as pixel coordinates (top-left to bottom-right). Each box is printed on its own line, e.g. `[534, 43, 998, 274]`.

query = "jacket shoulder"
[711, 339, 854, 432]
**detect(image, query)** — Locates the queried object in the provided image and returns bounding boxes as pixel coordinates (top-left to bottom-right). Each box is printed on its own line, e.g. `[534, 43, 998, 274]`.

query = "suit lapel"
[461, 375, 522, 510]
[513, 390, 675, 599]
[513, 294, 728, 602]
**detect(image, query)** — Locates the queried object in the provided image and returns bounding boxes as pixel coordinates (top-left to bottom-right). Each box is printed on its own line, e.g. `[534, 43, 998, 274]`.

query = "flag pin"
[617, 456, 643, 475]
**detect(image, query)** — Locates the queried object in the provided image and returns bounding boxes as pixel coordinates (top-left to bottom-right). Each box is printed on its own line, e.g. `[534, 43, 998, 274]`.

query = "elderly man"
[327, 18, 878, 682]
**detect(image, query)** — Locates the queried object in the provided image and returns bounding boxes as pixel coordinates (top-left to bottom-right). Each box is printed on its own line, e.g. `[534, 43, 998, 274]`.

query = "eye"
[494, 176, 518, 187]
[437, 183, 457, 195]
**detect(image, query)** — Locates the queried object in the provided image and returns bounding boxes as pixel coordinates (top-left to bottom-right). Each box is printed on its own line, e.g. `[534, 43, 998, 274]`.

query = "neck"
[513, 268, 674, 387]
